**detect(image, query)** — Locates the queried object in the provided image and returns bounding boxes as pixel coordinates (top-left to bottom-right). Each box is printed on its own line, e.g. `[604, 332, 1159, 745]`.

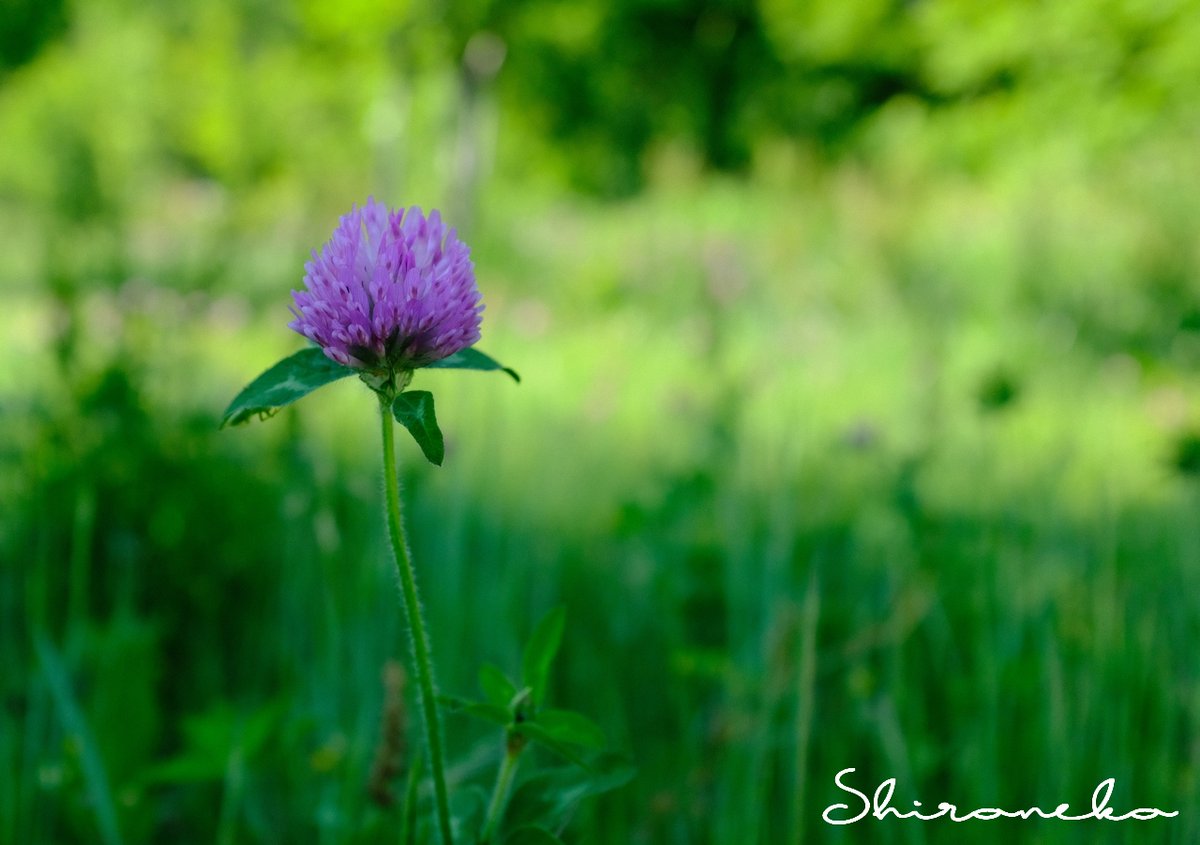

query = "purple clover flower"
[289, 199, 483, 371]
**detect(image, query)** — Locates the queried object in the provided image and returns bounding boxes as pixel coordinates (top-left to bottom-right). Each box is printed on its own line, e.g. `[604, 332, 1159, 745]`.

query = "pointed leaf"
[428, 346, 520, 382]
[438, 693, 475, 712]
[392, 390, 444, 465]
[522, 607, 565, 708]
[34, 636, 122, 845]
[462, 702, 511, 728]
[221, 348, 354, 427]
[480, 663, 519, 709]
[533, 709, 607, 750]
[513, 722, 589, 769]
[441, 694, 511, 728]
[504, 827, 564, 845]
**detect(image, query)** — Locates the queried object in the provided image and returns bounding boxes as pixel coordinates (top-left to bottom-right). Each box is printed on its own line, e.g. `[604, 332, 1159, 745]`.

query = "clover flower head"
[288, 199, 483, 370]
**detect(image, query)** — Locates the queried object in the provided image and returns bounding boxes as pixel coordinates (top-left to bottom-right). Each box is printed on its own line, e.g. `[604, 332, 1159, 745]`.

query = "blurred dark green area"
[3, 0, 1200, 842]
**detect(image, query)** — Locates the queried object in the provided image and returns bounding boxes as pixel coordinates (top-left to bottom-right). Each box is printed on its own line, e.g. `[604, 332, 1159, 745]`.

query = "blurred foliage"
[3, 0, 1200, 843]
[0, 0, 68, 72]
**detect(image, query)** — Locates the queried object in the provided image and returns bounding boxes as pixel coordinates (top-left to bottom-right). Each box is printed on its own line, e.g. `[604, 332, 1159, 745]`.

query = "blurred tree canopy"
[3, 0, 1198, 204]
[0, 0, 68, 72]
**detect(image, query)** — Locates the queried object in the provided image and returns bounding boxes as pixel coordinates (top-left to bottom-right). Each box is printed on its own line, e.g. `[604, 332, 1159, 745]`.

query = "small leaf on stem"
[441, 694, 512, 728]
[221, 348, 354, 427]
[513, 722, 590, 769]
[522, 607, 566, 708]
[533, 710, 607, 750]
[438, 693, 474, 712]
[463, 702, 512, 728]
[480, 663, 519, 709]
[428, 346, 520, 382]
[392, 390, 445, 466]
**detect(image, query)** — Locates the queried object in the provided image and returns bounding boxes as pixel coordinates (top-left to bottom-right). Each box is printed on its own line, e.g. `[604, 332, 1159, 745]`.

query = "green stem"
[481, 742, 523, 843]
[380, 399, 454, 845]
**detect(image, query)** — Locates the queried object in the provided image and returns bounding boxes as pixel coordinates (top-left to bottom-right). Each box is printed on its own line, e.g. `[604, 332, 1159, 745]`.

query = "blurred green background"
[3, 0, 1200, 842]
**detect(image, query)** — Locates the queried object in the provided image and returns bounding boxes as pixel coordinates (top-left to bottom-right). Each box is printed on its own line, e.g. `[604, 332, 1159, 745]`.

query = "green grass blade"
[34, 634, 124, 845]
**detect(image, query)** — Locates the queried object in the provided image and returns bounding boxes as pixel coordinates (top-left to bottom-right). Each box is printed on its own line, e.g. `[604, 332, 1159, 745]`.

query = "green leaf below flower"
[429, 346, 520, 382]
[392, 390, 445, 466]
[221, 348, 354, 427]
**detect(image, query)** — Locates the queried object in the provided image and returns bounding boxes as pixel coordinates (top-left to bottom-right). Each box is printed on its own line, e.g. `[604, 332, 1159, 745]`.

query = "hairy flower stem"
[481, 739, 524, 843]
[380, 398, 454, 845]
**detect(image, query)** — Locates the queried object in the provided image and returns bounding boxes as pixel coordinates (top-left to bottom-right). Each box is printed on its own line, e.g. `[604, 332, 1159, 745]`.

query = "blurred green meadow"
[3, 0, 1200, 842]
